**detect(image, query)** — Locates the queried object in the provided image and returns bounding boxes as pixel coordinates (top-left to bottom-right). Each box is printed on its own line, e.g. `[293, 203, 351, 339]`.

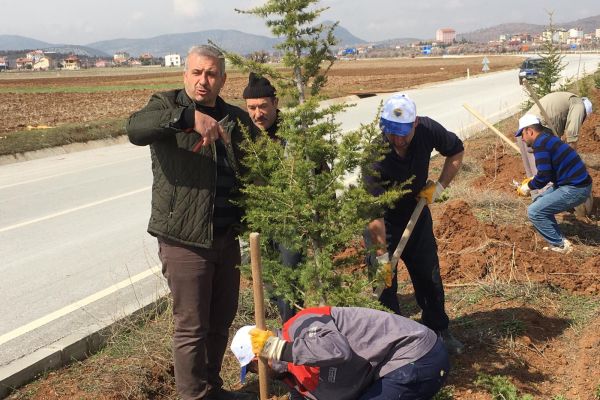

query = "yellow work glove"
[376, 252, 394, 288]
[249, 328, 285, 360]
[418, 181, 445, 204]
[516, 177, 532, 197]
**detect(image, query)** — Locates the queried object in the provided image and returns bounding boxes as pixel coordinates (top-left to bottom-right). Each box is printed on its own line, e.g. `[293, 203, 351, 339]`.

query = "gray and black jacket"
[126, 89, 256, 248]
[273, 306, 438, 400]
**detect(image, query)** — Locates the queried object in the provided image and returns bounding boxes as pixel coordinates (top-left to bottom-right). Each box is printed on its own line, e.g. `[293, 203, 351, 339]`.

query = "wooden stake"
[249, 232, 269, 400]
[463, 103, 521, 153]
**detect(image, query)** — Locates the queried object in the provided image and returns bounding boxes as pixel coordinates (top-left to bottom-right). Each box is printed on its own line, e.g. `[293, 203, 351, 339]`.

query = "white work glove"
[418, 180, 444, 204]
[516, 177, 532, 197]
[376, 252, 394, 288]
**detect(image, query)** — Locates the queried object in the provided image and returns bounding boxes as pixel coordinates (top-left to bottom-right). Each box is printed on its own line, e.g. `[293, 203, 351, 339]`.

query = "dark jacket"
[126, 89, 256, 248]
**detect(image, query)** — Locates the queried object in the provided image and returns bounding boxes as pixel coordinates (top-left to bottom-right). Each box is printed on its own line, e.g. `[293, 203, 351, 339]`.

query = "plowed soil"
[0, 56, 521, 134]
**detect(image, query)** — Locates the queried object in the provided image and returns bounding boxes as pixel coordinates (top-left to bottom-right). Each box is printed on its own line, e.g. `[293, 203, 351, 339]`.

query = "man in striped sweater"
[515, 114, 593, 254]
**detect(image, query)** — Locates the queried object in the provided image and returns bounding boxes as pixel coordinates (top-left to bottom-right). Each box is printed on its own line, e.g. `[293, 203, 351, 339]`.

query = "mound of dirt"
[434, 199, 600, 294]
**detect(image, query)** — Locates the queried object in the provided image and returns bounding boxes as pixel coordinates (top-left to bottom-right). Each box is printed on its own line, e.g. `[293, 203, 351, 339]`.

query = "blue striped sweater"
[529, 132, 591, 190]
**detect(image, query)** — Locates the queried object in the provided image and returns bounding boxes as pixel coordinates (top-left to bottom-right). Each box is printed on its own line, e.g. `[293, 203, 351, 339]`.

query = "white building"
[568, 28, 584, 39]
[165, 53, 181, 67]
[436, 28, 456, 44]
[596, 28, 600, 38]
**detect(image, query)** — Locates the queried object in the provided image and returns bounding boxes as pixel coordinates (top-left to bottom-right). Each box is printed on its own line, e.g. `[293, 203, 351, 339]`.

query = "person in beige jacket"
[517, 91, 592, 177]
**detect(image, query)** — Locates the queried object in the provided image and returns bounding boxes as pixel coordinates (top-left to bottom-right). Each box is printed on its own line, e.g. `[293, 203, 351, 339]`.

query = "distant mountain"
[1, 23, 367, 57]
[0, 35, 54, 51]
[375, 37, 422, 47]
[42, 45, 109, 57]
[87, 30, 280, 57]
[88, 23, 366, 57]
[322, 21, 367, 46]
[457, 23, 544, 43]
[0, 35, 110, 57]
[458, 14, 600, 43]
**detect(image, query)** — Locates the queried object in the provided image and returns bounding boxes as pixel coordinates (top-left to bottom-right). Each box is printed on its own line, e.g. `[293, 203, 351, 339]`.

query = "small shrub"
[475, 373, 534, 400]
[578, 66, 590, 97]
[433, 386, 454, 400]
[500, 316, 526, 337]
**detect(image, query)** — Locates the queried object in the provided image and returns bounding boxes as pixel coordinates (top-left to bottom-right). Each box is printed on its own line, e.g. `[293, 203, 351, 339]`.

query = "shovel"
[374, 198, 427, 297]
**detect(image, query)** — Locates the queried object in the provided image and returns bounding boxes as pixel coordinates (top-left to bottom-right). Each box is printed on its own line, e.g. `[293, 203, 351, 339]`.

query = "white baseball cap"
[230, 325, 255, 383]
[380, 93, 417, 136]
[582, 97, 592, 116]
[515, 114, 541, 137]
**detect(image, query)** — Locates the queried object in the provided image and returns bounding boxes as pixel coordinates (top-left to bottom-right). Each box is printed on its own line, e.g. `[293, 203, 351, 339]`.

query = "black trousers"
[158, 231, 241, 400]
[366, 206, 449, 332]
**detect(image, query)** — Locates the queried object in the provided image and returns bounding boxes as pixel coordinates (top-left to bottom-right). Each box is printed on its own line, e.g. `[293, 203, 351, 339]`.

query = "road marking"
[0, 155, 147, 190]
[0, 265, 162, 346]
[0, 187, 150, 233]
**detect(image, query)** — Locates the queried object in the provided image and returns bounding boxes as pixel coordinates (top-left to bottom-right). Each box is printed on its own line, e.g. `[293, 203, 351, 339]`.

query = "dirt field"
[5, 57, 600, 400]
[0, 56, 522, 134]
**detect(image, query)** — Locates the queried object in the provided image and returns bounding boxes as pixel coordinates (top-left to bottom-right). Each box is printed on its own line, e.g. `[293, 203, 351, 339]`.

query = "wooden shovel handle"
[249, 232, 269, 400]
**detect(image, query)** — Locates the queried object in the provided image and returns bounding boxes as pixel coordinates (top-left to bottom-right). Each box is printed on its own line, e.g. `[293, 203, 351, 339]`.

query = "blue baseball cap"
[380, 93, 417, 136]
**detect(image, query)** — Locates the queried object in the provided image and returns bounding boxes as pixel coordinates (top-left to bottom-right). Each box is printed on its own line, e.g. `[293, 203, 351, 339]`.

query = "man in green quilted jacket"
[126, 44, 257, 400]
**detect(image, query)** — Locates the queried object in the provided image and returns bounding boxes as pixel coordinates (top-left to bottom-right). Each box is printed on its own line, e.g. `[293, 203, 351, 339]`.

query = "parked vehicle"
[518, 57, 543, 85]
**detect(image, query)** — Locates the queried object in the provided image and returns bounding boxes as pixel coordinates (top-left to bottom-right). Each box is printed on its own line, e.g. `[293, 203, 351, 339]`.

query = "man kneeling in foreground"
[230, 306, 450, 400]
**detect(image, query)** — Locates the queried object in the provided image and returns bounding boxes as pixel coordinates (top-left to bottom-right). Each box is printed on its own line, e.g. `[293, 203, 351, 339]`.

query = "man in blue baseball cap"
[363, 93, 465, 355]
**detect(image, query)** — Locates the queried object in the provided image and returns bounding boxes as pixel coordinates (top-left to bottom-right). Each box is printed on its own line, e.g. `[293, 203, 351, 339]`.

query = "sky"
[1, 0, 599, 45]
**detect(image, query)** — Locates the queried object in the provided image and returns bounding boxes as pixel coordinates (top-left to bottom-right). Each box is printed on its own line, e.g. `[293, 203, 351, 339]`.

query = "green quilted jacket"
[126, 89, 255, 248]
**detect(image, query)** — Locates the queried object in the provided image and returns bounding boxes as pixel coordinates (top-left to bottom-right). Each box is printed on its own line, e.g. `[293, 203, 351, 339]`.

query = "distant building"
[165, 53, 181, 67]
[556, 29, 569, 44]
[568, 28, 584, 39]
[139, 52, 154, 65]
[436, 28, 456, 44]
[596, 28, 600, 38]
[0, 56, 8, 71]
[15, 57, 33, 69]
[63, 55, 81, 70]
[33, 56, 54, 71]
[26, 50, 44, 63]
[113, 51, 130, 64]
[95, 59, 112, 68]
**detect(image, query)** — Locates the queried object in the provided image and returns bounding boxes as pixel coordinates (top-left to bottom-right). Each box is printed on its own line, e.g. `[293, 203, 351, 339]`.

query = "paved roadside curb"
[0, 288, 169, 398]
[0, 136, 129, 166]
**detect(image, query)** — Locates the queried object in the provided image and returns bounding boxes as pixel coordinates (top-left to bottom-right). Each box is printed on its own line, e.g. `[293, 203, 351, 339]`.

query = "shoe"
[543, 239, 573, 254]
[438, 329, 464, 355]
[206, 388, 258, 400]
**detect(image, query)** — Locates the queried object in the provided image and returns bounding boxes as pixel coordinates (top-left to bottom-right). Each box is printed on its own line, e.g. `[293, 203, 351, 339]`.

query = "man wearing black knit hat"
[243, 72, 279, 134]
[243, 74, 305, 400]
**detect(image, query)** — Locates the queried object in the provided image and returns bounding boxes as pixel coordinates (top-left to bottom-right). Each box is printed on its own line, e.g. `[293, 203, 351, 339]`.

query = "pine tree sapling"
[530, 12, 565, 99]
[230, 0, 407, 309]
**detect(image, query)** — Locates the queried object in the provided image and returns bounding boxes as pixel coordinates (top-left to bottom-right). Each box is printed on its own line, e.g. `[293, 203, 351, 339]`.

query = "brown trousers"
[158, 232, 241, 400]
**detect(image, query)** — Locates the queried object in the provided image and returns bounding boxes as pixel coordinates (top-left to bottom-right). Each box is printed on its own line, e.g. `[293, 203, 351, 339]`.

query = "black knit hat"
[242, 72, 276, 99]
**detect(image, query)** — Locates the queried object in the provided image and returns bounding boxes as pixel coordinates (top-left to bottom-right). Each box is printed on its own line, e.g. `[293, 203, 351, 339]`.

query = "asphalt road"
[1, 53, 599, 382]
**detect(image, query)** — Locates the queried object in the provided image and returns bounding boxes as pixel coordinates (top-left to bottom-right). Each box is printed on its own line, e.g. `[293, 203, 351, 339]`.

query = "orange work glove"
[249, 328, 285, 360]
[376, 252, 394, 288]
[516, 177, 533, 197]
[418, 180, 445, 204]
